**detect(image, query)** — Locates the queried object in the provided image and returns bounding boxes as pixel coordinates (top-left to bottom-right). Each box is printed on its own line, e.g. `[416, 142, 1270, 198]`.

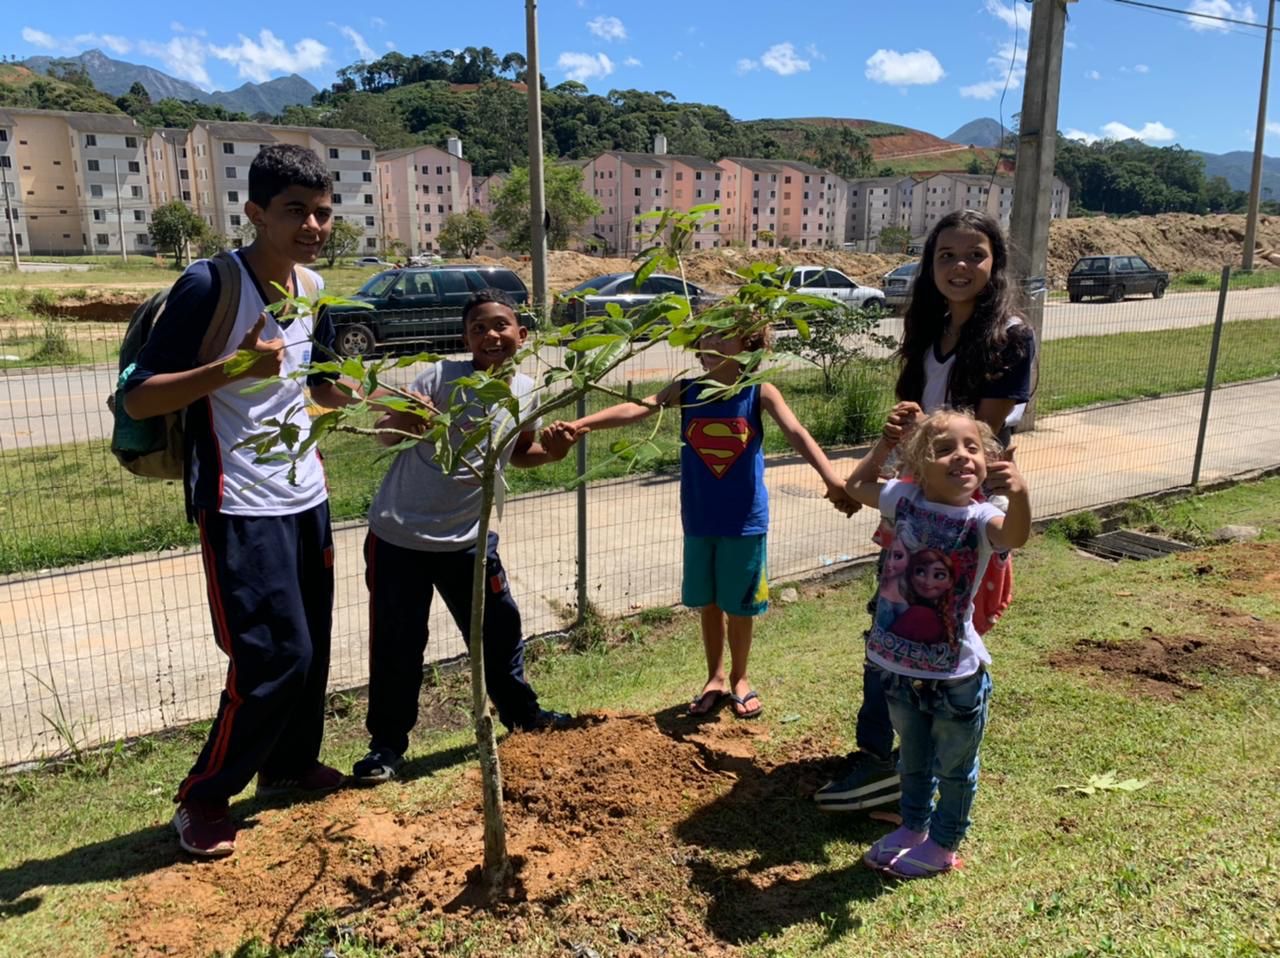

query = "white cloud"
[209, 30, 328, 83]
[385, 41, 395, 50]
[760, 42, 811, 76]
[140, 36, 213, 88]
[1086, 70, 1101, 80]
[985, 0, 1031, 30]
[336, 25, 374, 60]
[960, 1, 1028, 100]
[1101, 120, 1176, 142]
[370, 16, 386, 30]
[557, 51, 614, 82]
[1064, 129, 1100, 145]
[75, 34, 133, 55]
[587, 16, 627, 41]
[623, 56, 642, 67]
[960, 78, 1009, 99]
[806, 43, 825, 61]
[1135, 63, 1150, 73]
[736, 57, 759, 74]
[1266, 121, 1280, 135]
[865, 49, 944, 86]
[1186, 0, 1257, 31]
[21, 27, 57, 49]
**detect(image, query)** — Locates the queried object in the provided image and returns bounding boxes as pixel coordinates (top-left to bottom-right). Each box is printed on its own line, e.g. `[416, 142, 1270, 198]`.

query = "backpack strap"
[195, 250, 243, 367]
[295, 265, 319, 299]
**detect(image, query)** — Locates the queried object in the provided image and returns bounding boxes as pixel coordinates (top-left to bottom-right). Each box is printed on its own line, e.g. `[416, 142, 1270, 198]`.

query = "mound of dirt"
[1048, 542, 1280, 699]
[111, 711, 801, 957]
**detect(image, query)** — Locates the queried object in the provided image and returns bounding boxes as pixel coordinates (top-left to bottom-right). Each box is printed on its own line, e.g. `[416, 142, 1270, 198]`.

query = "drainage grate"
[1076, 529, 1196, 561]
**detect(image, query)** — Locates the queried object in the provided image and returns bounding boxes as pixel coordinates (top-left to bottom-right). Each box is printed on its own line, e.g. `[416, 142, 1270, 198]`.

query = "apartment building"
[376, 138, 472, 254]
[581, 149, 667, 255]
[847, 175, 913, 244]
[2, 109, 151, 255]
[188, 120, 380, 251]
[147, 128, 192, 208]
[0, 110, 25, 258]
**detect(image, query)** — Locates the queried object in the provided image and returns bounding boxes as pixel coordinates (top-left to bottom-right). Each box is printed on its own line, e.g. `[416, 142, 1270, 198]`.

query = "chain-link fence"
[1, 270, 1278, 766]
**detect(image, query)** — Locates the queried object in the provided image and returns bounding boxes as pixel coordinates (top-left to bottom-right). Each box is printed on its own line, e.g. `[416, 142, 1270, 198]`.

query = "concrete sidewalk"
[1, 378, 1276, 766]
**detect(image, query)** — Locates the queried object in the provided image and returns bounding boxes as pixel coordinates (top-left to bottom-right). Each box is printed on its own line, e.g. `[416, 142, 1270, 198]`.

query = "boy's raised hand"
[540, 421, 587, 460]
[375, 390, 436, 440]
[985, 444, 1026, 498]
[230, 314, 284, 380]
[883, 401, 922, 447]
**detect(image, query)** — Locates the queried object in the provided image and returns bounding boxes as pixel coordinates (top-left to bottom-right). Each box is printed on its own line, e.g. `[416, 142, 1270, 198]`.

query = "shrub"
[28, 323, 80, 365]
[1048, 510, 1102, 543]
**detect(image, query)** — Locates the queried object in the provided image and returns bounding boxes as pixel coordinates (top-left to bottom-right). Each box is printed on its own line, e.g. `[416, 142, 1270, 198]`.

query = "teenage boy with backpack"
[123, 144, 352, 858]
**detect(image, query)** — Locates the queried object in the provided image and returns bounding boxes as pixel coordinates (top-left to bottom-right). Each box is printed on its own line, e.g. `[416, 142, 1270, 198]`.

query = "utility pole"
[113, 154, 128, 263]
[1243, 0, 1277, 271]
[0, 161, 19, 269]
[1008, 0, 1072, 431]
[525, 0, 549, 315]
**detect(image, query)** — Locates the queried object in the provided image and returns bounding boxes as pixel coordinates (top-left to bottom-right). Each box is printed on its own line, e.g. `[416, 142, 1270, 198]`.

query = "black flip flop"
[730, 690, 764, 720]
[688, 689, 728, 716]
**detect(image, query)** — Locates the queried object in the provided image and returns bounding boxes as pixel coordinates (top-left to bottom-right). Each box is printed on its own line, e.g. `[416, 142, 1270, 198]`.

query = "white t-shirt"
[368, 360, 540, 551]
[922, 317, 1029, 432]
[867, 480, 1003, 680]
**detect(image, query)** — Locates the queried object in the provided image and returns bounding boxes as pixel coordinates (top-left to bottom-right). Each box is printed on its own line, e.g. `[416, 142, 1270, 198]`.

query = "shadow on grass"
[656, 704, 895, 945]
[0, 742, 477, 914]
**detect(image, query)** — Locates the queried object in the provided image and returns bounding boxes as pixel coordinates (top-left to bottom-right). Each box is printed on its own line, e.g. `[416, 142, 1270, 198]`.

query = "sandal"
[883, 850, 961, 880]
[862, 828, 927, 871]
[729, 690, 763, 720]
[688, 688, 728, 716]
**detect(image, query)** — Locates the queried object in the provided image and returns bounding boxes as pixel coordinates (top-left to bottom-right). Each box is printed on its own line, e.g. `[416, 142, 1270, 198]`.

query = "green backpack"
[108, 251, 243, 480]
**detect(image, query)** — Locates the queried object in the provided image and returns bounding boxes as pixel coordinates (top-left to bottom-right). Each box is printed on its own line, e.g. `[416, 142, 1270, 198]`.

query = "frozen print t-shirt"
[866, 479, 1004, 680]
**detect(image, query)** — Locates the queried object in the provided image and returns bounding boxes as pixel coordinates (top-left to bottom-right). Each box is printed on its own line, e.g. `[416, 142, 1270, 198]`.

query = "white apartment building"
[0, 110, 25, 258]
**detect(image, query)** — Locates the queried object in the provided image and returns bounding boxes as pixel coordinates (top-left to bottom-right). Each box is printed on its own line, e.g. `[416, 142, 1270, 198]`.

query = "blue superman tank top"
[679, 380, 768, 536]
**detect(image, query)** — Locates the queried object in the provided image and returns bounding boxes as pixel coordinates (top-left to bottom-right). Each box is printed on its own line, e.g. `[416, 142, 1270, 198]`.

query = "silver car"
[881, 261, 920, 309]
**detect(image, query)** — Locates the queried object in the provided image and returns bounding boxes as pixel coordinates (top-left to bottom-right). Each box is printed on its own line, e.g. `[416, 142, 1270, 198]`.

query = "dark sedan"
[1067, 255, 1169, 303]
[553, 272, 716, 323]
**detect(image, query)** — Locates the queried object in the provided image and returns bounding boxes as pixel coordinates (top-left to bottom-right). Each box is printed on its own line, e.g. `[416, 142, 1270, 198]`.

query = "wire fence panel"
[1, 277, 1279, 766]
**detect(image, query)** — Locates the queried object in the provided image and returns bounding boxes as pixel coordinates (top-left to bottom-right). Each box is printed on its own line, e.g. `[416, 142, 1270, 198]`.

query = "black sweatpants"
[177, 502, 335, 803]
[363, 530, 540, 754]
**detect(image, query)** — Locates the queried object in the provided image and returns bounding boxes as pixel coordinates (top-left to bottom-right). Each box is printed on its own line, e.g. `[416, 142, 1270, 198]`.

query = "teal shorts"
[682, 533, 769, 617]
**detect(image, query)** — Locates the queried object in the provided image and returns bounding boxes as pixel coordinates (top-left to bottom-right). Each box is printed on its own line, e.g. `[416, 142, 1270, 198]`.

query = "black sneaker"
[352, 747, 403, 786]
[814, 749, 901, 812]
[515, 709, 574, 732]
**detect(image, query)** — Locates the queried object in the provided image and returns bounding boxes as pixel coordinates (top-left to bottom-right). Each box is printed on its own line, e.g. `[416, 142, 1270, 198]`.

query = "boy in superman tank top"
[566, 318, 856, 719]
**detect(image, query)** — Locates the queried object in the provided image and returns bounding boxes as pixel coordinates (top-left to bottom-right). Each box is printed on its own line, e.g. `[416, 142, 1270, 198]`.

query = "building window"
[85, 134, 97, 147]
[225, 166, 237, 179]
[329, 148, 339, 159]
[366, 237, 377, 248]
[333, 194, 343, 204]
[436, 165, 443, 174]
[182, 190, 191, 202]
[131, 186, 142, 198]
[87, 159, 100, 172]
[136, 234, 150, 247]
[230, 214, 241, 227]
[676, 171, 684, 181]
[95, 233, 109, 245]
[361, 149, 371, 160]
[133, 210, 146, 222]
[90, 185, 104, 198]
[128, 161, 140, 173]
[332, 170, 341, 181]
[364, 194, 373, 205]
[365, 215, 375, 226]
[362, 171, 372, 182]
[93, 209, 106, 222]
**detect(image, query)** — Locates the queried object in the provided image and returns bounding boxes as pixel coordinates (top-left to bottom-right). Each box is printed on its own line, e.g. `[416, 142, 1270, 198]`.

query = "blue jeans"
[877, 666, 992, 850]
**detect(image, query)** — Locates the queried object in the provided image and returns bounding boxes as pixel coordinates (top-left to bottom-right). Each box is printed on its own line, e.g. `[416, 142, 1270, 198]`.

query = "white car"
[354, 256, 393, 268]
[784, 266, 886, 310]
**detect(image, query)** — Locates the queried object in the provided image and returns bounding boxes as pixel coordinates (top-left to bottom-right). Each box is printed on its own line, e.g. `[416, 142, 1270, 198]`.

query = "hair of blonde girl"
[898, 408, 1003, 491]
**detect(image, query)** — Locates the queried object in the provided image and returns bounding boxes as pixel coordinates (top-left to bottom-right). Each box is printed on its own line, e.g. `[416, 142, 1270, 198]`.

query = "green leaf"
[568, 334, 623, 352]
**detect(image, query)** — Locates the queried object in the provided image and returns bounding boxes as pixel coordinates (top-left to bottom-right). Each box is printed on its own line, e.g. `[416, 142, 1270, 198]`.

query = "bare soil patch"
[1049, 543, 1280, 699]
[110, 709, 842, 957]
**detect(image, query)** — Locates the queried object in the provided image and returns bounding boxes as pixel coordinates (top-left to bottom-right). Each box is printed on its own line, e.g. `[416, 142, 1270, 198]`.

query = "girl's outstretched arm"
[568, 380, 681, 434]
[845, 436, 892, 510]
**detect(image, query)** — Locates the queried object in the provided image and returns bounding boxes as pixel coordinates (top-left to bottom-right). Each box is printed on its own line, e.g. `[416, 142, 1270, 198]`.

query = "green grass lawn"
[0, 315, 1278, 575]
[0, 261, 376, 297]
[0, 478, 1277, 957]
[1169, 268, 1280, 293]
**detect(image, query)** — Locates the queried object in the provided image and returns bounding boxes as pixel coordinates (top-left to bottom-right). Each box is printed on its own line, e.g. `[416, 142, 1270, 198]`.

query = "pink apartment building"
[376, 138, 472, 255]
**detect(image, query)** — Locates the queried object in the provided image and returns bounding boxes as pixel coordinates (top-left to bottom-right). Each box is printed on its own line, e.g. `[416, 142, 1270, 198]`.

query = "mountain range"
[21, 49, 318, 116]
[946, 116, 1280, 195]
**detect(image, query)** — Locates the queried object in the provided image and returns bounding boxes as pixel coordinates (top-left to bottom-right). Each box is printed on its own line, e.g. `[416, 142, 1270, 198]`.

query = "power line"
[1108, 0, 1277, 32]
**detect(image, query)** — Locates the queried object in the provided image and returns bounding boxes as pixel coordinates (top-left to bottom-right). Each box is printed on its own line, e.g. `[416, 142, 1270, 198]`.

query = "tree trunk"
[468, 466, 509, 891]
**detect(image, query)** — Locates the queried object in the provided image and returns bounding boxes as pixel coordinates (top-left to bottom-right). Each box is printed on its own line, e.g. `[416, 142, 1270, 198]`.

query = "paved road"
[1, 287, 1276, 451]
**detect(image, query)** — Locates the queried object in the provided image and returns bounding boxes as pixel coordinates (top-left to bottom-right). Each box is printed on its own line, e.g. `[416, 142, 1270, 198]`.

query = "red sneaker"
[257, 762, 345, 797]
[173, 799, 236, 858]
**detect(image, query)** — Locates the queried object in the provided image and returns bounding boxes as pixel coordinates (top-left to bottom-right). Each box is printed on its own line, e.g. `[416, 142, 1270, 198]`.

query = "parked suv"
[326, 265, 530, 356]
[1067, 255, 1169, 303]
[779, 266, 886, 311]
[552, 272, 717, 323]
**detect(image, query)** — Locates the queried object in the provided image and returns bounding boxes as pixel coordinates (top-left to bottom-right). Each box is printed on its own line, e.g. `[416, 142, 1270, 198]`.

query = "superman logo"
[686, 417, 754, 478]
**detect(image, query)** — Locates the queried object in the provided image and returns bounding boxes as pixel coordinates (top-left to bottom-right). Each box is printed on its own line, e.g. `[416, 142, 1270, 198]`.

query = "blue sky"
[6, 0, 1278, 155]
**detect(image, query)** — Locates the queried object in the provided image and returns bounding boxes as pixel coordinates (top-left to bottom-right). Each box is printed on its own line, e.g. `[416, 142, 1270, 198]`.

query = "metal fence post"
[1191, 265, 1232, 487]
[574, 392, 589, 626]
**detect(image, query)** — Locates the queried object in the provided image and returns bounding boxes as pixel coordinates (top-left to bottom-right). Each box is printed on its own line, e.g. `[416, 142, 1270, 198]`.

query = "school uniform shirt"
[922, 317, 1036, 432]
[125, 252, 335, 517]
[866, 479, 1004, 680]
[368, 360, 539, 551]
[679, 380, 768, 537]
